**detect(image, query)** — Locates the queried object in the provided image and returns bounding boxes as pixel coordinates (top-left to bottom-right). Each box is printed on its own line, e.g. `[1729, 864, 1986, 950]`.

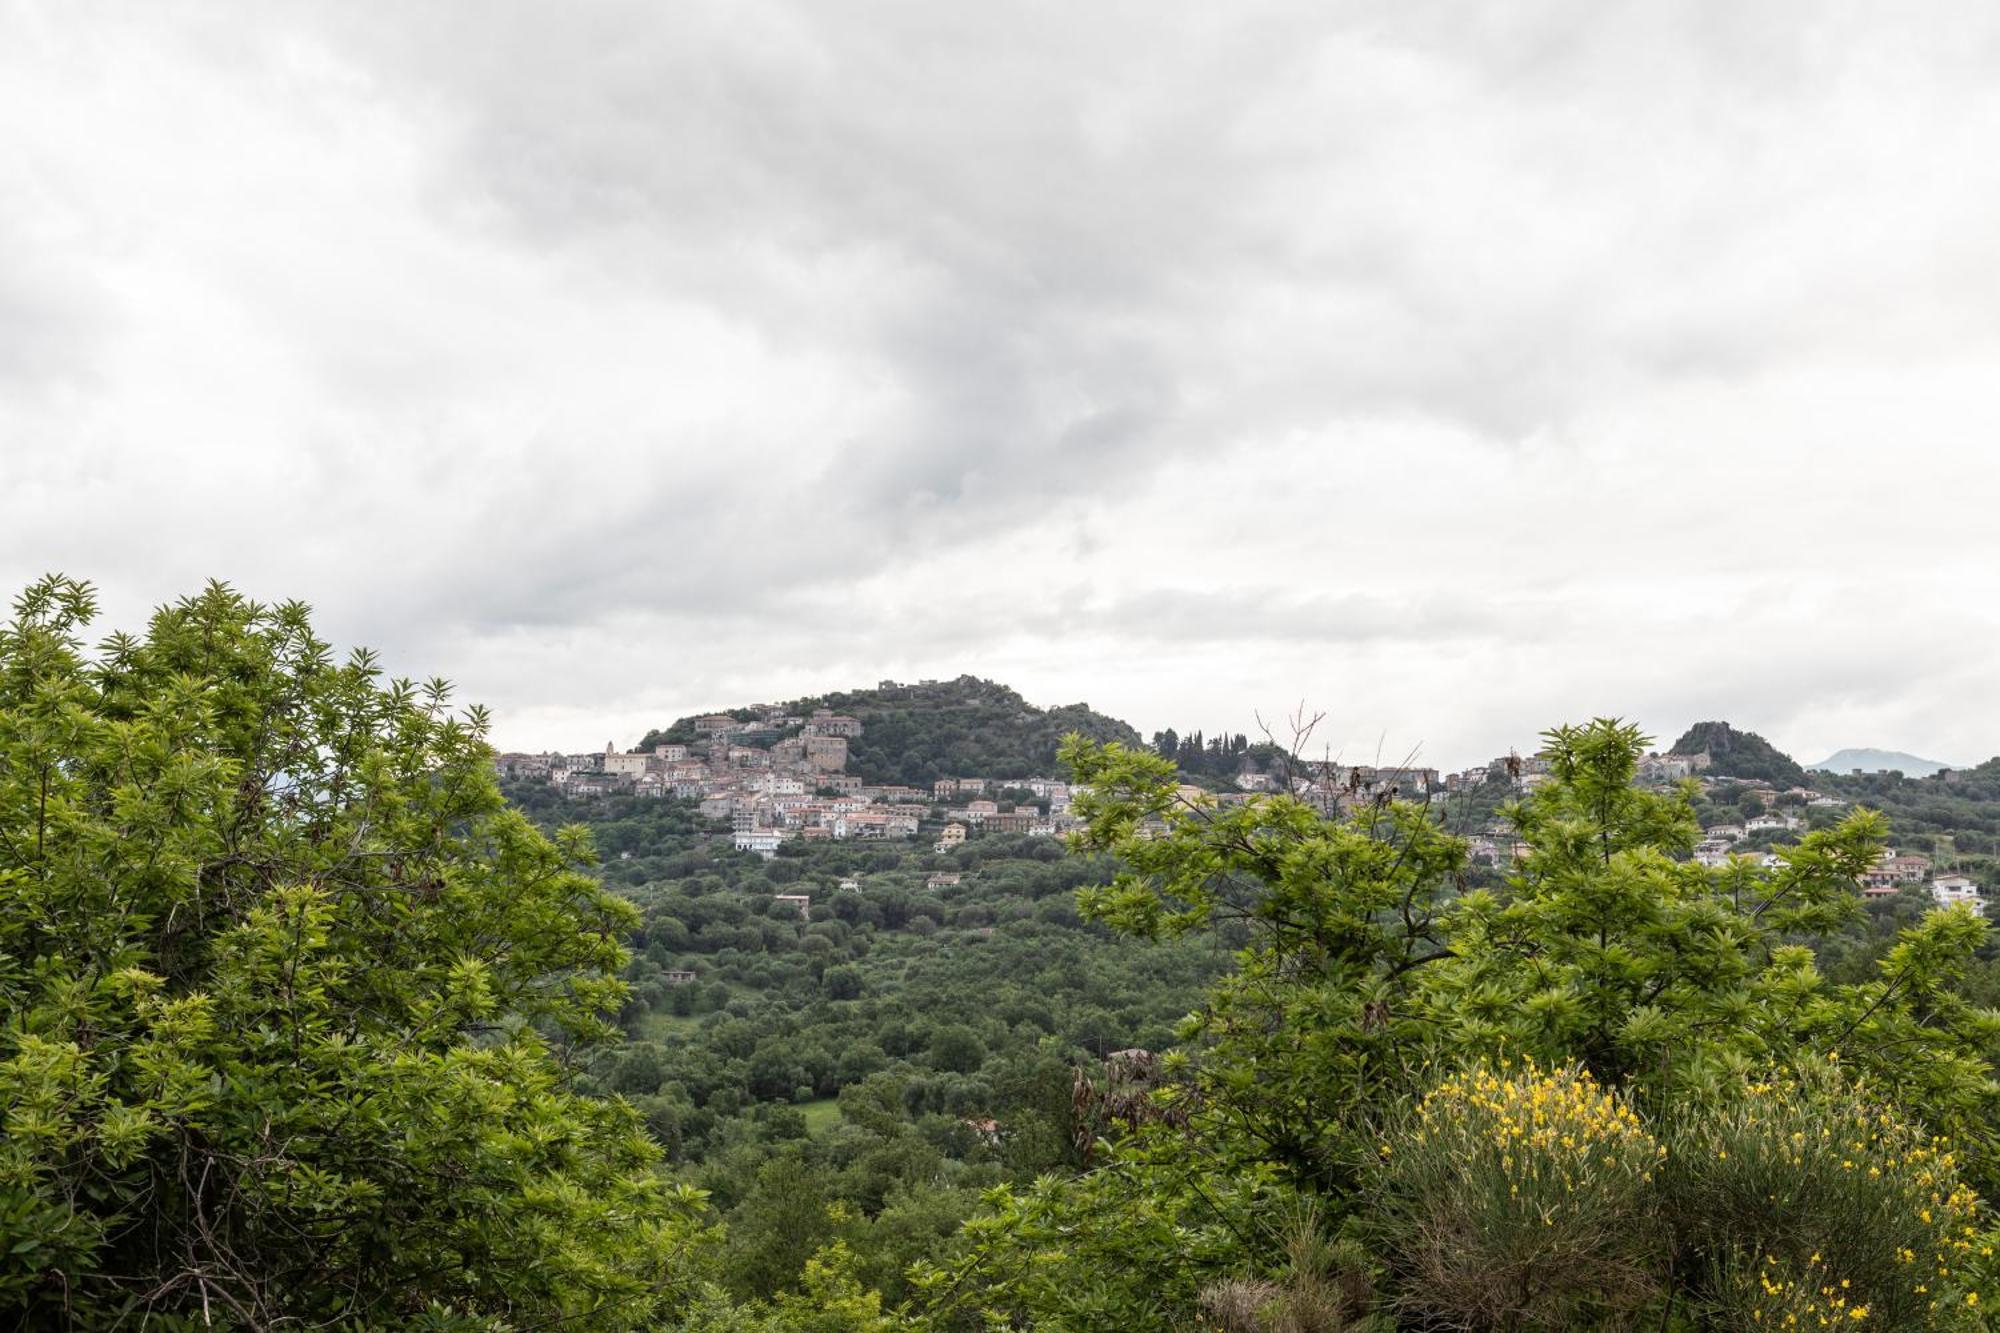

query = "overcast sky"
[4, 3, 1999, 770]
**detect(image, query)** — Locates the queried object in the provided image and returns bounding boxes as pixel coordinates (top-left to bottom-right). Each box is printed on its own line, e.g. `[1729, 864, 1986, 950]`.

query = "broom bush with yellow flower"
[1367, 1061, 1666, 1330]
[1661, 1054, 1991, 1329]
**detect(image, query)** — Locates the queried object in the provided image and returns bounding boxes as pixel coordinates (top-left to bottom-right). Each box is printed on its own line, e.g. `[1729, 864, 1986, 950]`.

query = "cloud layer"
[4, 2, 1999, 768]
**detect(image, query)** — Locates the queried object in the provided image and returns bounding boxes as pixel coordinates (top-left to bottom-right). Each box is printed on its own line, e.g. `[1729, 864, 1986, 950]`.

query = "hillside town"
[497, 727, 1986, 915]
[495, 705, 1080, 857]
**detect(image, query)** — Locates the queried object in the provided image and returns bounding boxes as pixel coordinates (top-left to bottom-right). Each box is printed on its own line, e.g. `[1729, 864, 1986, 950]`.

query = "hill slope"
[1670, 721, 1809, 787]
[1811, 748, 1955, 778]
[644, 676, 1143, 787]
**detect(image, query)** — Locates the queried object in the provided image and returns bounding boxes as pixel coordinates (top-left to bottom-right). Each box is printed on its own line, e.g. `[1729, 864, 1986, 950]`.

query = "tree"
[927, 1025, 985, 1074]
[0, 578, 708, 1327]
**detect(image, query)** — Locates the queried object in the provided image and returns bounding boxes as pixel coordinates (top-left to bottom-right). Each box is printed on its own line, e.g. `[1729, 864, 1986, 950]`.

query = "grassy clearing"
[796, 1098, 843, 1132]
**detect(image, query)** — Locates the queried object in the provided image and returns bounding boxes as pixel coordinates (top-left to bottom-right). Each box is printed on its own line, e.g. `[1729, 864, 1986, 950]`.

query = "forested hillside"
[1673, 722, 2000, 863]
[503, 782, 1226, 1305]
[1818, 756, 2000, 856]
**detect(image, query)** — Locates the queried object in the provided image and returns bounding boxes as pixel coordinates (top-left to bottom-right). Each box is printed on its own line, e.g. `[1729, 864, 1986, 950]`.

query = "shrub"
[1369, 1061, 1666, 1330]
[1194, 1207, 1375, 1332]
[1662, 1055, 1990, 1329]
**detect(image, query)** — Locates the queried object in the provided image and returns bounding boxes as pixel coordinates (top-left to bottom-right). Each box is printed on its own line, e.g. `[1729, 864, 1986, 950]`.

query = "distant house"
[1746, 813, 1800, 833]
[662, 969, 697, 985]
[802, 736, 849, 770]
[733, 829, 784, 858]
[494, 752, 554, 780]
[1932, 874, 1985, 916]
[804, 709, 863, 738]
[935, 823, 968, 853]
[1638, 753, 1705, 783]
[773, 893, 812, 920]
[1882, 853, 1933, 884]
[601, 745, 650, 778]
[1693, 840, 1736, 867]
[562, 772, 624, 799]
[926, 872, 962, 890]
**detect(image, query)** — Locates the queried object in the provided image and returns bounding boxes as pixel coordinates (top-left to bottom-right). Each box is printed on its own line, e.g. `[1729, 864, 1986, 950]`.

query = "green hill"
[642, 675, 1143, 787]
[1669, 720, 1809, 787]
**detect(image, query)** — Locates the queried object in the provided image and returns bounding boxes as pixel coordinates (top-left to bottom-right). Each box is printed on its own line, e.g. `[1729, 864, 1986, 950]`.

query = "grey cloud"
[307, 0, 2000, 470]
[6, 3, 2000, 763]
[0, 231, 105, 394]
[1018, 585, 1553, 647]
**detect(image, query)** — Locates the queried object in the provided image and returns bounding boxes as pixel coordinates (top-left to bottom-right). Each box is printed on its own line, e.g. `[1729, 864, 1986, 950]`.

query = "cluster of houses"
[1236, 763, 1445, 811]
[1465, 822, 1982, 912]
[1856, 851, 1985, 915]
[495, 705, 1081, 859]
[505, 720, 1990, 914]
[1435, 748, 1988, 915]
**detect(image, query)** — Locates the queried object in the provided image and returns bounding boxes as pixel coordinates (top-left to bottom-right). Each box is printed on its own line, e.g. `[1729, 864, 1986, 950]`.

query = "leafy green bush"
[1368, 1061, 1665, 1329]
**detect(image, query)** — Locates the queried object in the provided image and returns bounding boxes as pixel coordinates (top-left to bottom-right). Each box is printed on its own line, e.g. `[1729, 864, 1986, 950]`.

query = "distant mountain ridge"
[641, 675, 1142, 788]
[1811, 748, 1956, 778]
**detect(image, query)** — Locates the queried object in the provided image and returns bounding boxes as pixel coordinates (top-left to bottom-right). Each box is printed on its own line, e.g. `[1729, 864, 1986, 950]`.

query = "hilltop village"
[496, 704, 1081, 857]
[497, 717, 1984, 916]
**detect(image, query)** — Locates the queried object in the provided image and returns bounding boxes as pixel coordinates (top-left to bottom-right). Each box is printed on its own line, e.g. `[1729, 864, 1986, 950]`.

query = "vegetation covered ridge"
[637, 675, 1142, 788]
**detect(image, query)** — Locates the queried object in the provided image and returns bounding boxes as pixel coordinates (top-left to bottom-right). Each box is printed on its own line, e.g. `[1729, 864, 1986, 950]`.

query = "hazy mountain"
[1810, 748, 1956, 778]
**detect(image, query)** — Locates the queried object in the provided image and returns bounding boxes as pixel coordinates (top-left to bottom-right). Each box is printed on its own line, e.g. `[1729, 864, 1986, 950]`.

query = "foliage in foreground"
[12, 575, 2000, 1331]
[918, 721, 2000, 1330]
[0, 578, 707, 1327]
[1368, 1062, 1665, 1329]
[1662, 1056, 1990, 1329]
